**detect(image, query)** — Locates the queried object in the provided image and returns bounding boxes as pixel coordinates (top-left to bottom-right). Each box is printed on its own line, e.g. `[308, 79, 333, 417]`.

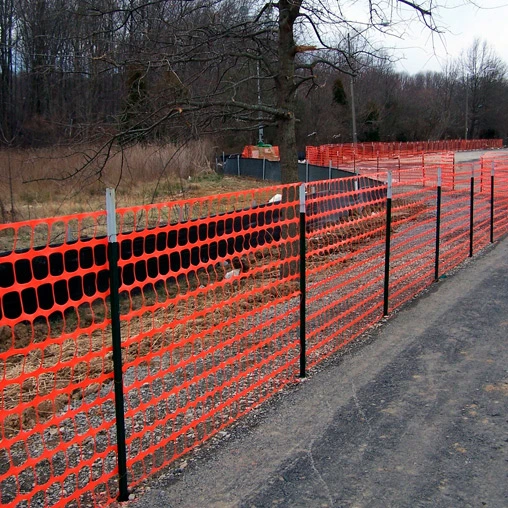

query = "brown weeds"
[0, 141, 274, 224]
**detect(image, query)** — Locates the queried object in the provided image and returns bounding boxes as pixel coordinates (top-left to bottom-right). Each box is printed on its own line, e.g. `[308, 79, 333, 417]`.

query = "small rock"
[128, 493, 136, 501]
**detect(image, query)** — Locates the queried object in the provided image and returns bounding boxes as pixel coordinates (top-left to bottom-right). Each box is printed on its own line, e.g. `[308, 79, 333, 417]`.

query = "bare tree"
[75, 0, 440, 183]
[0, 0, 16, 139]
[9, 1, 506, 187]
[462, 39, 507, 140]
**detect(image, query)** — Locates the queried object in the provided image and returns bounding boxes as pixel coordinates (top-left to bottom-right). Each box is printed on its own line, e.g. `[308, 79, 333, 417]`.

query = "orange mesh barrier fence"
[305, 140, 503, 166]
[303, 160, 508, 363]
[0, 213, 119, 507]
[439, 181, 474, 275]
[388, 162, 508, 305]
[304, 176, 388, 366]
[305, 150, 454, 185]
[387, 183, 438, 312]
[353, 152, 454, 187]
[2, 157, 508, 507]
[481, 155, 508, 239]
[112, 185, 300, 488]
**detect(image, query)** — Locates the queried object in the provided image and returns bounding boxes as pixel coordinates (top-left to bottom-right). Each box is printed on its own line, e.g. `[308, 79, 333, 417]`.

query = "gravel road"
[128, 236, 508, 508]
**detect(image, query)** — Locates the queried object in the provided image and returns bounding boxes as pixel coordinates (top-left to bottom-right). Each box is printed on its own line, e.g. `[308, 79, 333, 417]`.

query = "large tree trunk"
[277, 1, 302, 278]
[277, 0, 301, 184]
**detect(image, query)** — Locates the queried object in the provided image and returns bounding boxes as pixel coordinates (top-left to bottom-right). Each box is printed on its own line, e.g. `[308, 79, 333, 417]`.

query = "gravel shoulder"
[129, 236, 508, 508]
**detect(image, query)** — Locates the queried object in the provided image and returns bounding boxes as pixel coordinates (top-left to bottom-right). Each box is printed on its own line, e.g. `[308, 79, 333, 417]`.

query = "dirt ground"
[128, 237, 508, 508]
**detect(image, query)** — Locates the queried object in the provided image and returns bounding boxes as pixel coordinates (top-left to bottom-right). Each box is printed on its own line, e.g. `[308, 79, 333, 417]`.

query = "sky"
[384, 1, 508, 74]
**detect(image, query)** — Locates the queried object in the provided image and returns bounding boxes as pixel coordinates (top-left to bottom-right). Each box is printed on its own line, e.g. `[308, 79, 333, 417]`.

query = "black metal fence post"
[106, 189, 129, 502]
[299, 183, 307, 378]
[469, 165, 475, 257]
[435, 167, 442, 281]
[490, 162, 495, 243]
[452, 155, 456, 191]
[422, 152, 426, 186]
[383, 172, 392, 316]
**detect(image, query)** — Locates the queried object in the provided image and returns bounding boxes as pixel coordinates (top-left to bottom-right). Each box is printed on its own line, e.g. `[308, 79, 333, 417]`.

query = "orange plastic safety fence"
[439, 188, 472, 274]
[481, 155, 508, 239]
[388, 158, 508, 308]
[495, 164, 508, 237]
[304, 159, 508, 364]
[305, 176, 388, 366]
[0, 213, 119, 507]
[387, 183, 438, 312]
[354, 153, 454, 188]
[112, 185, 300, 488]
[2, 156, 508, 507]
[305, 140, 502, 166]
[306, 151, 455, 187]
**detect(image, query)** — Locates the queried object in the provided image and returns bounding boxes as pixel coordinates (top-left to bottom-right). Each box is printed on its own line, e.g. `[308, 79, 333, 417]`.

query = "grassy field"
[0, 142, 275, 223]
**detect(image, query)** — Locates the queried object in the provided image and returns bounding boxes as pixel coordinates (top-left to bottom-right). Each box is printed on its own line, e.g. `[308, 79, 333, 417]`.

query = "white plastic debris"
[268, 193, 282, 203]
[224, 269, 241, 280]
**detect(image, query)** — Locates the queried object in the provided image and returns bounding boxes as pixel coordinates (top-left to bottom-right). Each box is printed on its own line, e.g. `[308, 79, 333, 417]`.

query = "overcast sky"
[386, 0, 508, 74]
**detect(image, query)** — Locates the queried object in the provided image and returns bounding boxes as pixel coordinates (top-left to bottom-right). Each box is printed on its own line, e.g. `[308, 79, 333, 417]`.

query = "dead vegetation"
[0, 141, 275, 225]
[0, 244, 299, 438]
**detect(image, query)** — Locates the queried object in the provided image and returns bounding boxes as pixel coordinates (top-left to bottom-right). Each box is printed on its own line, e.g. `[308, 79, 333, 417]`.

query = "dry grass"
[0, 141, 274, 224]
[0, 245, 299, 438]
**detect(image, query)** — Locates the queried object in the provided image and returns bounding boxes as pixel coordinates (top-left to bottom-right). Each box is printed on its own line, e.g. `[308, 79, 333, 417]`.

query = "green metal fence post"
[383, 172, 392, 316]
[469, 165, 475, 257]
[435, 167, 442, 281]
[106, 189, 129, 502]
[299, 183, 307, 378]
[490, 162, 495, 243]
